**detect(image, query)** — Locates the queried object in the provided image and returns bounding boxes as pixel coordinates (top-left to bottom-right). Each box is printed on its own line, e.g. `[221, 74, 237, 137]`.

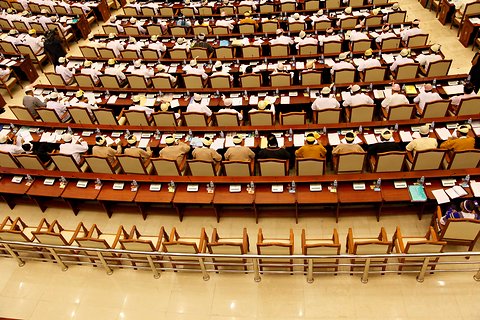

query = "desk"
[337, 181, 383, 222]
[459, 17, 480, 47]
[438, 0, 455, 25]
[254, 184, 296, 222]
[0, 53, 38, 83]
[26, 179, 65, 212]
[296, 183, 338, 222]
[133, 183, 175, 220]
[61, 180, 101, 215]
[96, 181, 138, 217]
[0, 176, 31, 209]
[380, 181, 422, 219]
[172, 184, 214, 221]
[212, 184, 255, 222]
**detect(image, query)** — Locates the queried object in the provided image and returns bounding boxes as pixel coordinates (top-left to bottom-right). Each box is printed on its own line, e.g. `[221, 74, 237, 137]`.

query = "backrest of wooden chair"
[257, 228, 294, 259]
[117, 155, 148, 174]
[170, 26, 188, 36]
[463, 1, 480, 18]
[395, 63, 419, 80]
[191, 47, 208, 59]
[314, 109, 342, 124]
[102, 25, 119, 34]
[212, 25, 229, 35]
[147, 24, 165, 36]
[447, 150, 480, 169]
[422, 99, 449, 118]
[239, 23, 255, 34]
[441, 219, 480, 241]
[333, 68, 355, 84]
[258, 159, 288, 176]
[10, 106, 36, 121]
[351, 39, 371, 53]
[210, 75, 231, 89]
[50, 154, 82, 172]
[280, 112, 306, 125]
[242, 45, 261, 57]
[223, 161, 252, 176]
[74, 74, 96, 87]
[288, 22, 305, 32]
[410, 149, 446, 170]
[123, 6, 138, 15]
[37, 108, 62, 122]
[240, 74, 261, 87]
[152, 111, 177, 126]
[305, 0, 320, 10]
[314, 20, 332, 30]
[207, 228, 249, 254]
[98, 47, 116, 59]
[299, 44, 318, 55]
[151, 158, 182, 176]
[30, 22, 46, 33]
[325, 0, 341, 8]
[373, 151, 406, 173]
[0, 41, 18, 54]
[381, 37, 401, 50]
[192, 25, 209, 35]
[426, 59, 451, 77]
[387, 11, 406, 24]
[363, 66, 387, 82]
[169, 48, 189, 59]
[152, 75, 173, 89]
[215, 46, 234, 59]
[349, 105, 374, 122]
[120, 49, 139, 59]
[142, 48, 160, 60]
[180, 6, 195, 16]
[127, 74, 148, 89]
[93, 109, 119, 125]
[301, 70, 322, 85]
[249, 110, 274, 125]
[364, 15, 382, 27]
[46, 72, 67, 86]
[99, 74, 121, 88]
[259, 3, 274, 13]
[84, 155, 116, 174]
[68, 107, 94, 124]
[270, 44, 289, 57]
[124, 110, 150, 126]
[237, 4, 253, 14]
[280, 2, 295, 11]
[261, 20, 278, 33]
[407, 34, 428, 47]
[302, 229, 341, 258]
[141, 6, 156, 16]
[12, 20, 28, 32]
[271, 73, 291, 87]
[296, 158, 325, 176]
[198, 5, 213, 15]
[456, 96, 480, 116]
[337, 152, 366, 173]
[0, 151, 19, 168]
[183, 112, 208, 126]
[385, 104, 415, 120]
[159, 7, 174, 16]
[339, 16, 357, 29]
[187, 159, 217, 176]
[214, 112, 240, 126]
[125, 25, 140, 36]
[53, 5, 67, 14]
[183, 74, 204, 89]
[79, 46, 98, 59]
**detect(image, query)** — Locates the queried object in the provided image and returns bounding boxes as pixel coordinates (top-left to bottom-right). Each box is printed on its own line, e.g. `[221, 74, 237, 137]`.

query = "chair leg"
[6, 85, 13, 98]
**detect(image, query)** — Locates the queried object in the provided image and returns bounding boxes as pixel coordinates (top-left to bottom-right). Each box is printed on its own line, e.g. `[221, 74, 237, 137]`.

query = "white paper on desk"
[353, 58, 364, 66]
[373, 89, 385, 99]
[6, 60, 16, 67]
[435, 127, 452, 140]
[384, 88, 392, 97]
[471, 181, 480, 197]
[399, 130, 412, 142]
[341, 91, 351, 101]
[432, 189, 450, 204]
[412, 132, 421, 139]
[443, 85, 464, 95]
[225, 136, 235, 148]
[231, 97, 243, 106]
[265, 96, 277, 104]
[145, 98, 155, 107]
[445, 187, 461, 199]
[249, 96, 258, 105]
[281, 96, 290, 104]
[363, 134, 378, 145]
[211, 138, 225, 150]
[107, 96, 118, 104]
[40, 132, 57, 143]
[295, 61, 305, 69]
[126, 66, 135, 73]
[260, 136, 268, 149]
[382, 54, 395, 64]
[340, 136, 362, 144]
[168, 99, 179, 108]
[453, 185, 468, 196]
[138, 138, 149, 149]
[244, 137, 255, 147]
[328, 133, 341, 146]
[0, 59, 10, 65]
[293, 134, 305, 147]
[34, 88, 43, 95]
[19, 130, 33, 142]
[324, 58, 335, 67]
[369, 31, 380, 38]
[277, 137, 284, 148]
[473, 127, 480, 136]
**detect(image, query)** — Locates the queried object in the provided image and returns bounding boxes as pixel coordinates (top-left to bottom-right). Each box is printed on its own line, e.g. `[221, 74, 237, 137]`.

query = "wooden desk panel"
[254, 184, 296, 204]
[61, 180, 101, 200]
[381, 183, 411, 202]
[96, 181, 137, 202]
[134, 183, 174, 203]
[0, 176, 31, 195]
[173, 184, 214, 204]
[337, 182, 383, 203]
[296, 184, 338, 204]
[26, 179, 64, 198]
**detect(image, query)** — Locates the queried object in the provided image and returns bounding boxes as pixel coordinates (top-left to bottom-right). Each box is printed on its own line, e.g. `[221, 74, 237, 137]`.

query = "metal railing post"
[307, 259, 314, 283]
[361, 258, 370, 284]
[253, 258, 261, 282]
[96, 252, 113, 275]
[3, 244, 25, 267]
[416, 258, 430, 282]
[48, 249, 68, 271]
[147, 256, 160, 279]
[199, 258, 210, 281]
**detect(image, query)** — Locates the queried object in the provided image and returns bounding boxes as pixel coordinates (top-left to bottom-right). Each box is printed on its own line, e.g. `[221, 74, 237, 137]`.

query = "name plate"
[271, 185, 284, 193]
[309, 184, 322, 192]
[187, 184, 199, 192]
[394, 181, 407, 189]
[141, 133, 152, 138]
[81, 131, 93, 137]
[353, 182, 366, 191]
[113, 182, 125, 190]
[111, 132, 122, 138]
[76, 180, 88, 188]
[229, 185, 241, 193]
[43, 178, 55, 186]
[149, 184, 162, 191]
[11, 176, 23, 184]
[446, 123, 458, 129]
[441, 179, 456, 187]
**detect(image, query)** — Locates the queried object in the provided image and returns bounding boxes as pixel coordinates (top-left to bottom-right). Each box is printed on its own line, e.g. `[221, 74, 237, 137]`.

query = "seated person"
[439, 124, 475, 151]
[55, 57, 75, 85]
[159, 102, 181, 120]
[130, 59, 155, 83]
[451, 83, 477, 108]
[440, 200, 479, 225]
[400, 19, 423, 42]
[192, 137, 222, 162]
[249, 100, 276, 116]
[148, 35, 167, 54]
[104, 58, 127, 85]
[192, 33, 214, 56]
[80, 60, 101, 85]
[332, 132, 364, 155]
[159, 135, 191, 165]
[405, 124, 438, 153]
[367, 129, 403, 155]
[225, 135, 255, 161]
[413, 83, 442, 112]
[92, 135, 122, 166]
[416, 43, 442, 70]
[357, 48, 381, 72]
[390, 48, 414, 72]
[239, 11, 258, 30]
[295, 132, 326, 159]
[128, 95, 154, 117]
[270, 28, 294, 45]
[155, 64, 177, 86]
[257, 133, 290, 160]
[183, 58, 208, 79]
[375, 24, 396, 43]
[106, 33, 125, 57]
[349, 24, 369, 42]
[187, 93, 212, 116]
[71, 90, 99, 118]
[217, 97, 242, 120]
[343, 85, 374, 107]
[0, 134, 32, 154]
[210, 61, 233, 82]
[296, 30, 318, 50]
[123, 134, 152, 164]
[46, 92, 70, 122]
[311, 87, 340, 110]
[59, 133, 88, 164]
[331, 52, 355, 75]
[381, 83, 409, 113]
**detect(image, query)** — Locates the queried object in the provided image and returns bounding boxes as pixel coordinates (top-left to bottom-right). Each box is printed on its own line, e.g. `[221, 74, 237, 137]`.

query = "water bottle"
[394, 123, 399, 132]
[432, 78, 437, 88]
[275, 88, 279, 96]
[95, 178, 102, 187]
[131, 180, 138, 188]
[215, 90, 220, 98]
[125, 129, 130, 137]
[375, 178, 381, 190]
[60, 176, 67, 185]
[333, 180, 338, 189]
[9, 123, 16, 133]
[188, 129, 193, 142]
[155, 129, 161, 139]
[463, 174, 471, 187]
[468, 118, 472, 125]
[288, 128, 293, 142]
[292, 56, 296, 63]
[359, 125, 363, 133]
[332, 85, 336, 93]
[209, 59, 212, 65]
[378, 49, 382, 57]
[323, 126, 327, 134]
[290, 181, 296, 193]
[220, 131, 224, 138]
[264, 57, 267, 64]
[321, 54, 324, 63]
[67, 126, 73, 135]
[105, 89, 110, 98]
[26, 174, 33, 183]
[369, 83, 373, 91]
[254, 129, 259, 138]
[419, 176, 425, 186]
[431, 121, 435, 130]
[170, 180, 175, 189]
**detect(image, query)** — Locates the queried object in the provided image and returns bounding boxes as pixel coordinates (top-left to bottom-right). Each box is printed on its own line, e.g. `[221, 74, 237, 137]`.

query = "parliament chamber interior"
[0, 0, 480, 317]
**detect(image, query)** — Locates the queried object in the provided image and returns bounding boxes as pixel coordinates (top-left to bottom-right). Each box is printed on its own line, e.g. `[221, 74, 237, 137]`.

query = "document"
[244, 137, 255, 147]
[107, 95, 118, 104]
[442, 85, 464, 95]
[138, 138, 149, 149]
[281, 96, 290, 104]
[231, 97, 243, 106]
[249, 96, 258, 105]
[435, 128, 452, 140]
[211, 138, 225, 150]
[341, 91, 351, 101]
[408, 185, 427, 202]
[471, 181, 480, 197]
[293, 134, 305, 147]
[432, 189, 450, 204]
[225, 136, 235, 147]
[363, 134, 378, 145]
[328, 133, 341, 146]
[382, 54, 395, 64]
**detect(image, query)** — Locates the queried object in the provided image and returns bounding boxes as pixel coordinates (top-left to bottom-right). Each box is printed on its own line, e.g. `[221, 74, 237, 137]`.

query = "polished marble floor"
[1, 0, 480, 318]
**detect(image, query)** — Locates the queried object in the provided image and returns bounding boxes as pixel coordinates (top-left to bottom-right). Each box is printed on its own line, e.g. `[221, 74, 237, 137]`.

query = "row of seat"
[1, 208, 477, 273]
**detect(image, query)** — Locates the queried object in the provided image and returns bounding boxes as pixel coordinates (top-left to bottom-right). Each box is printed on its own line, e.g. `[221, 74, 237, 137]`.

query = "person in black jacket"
[367, 129, 403, 156]
[469, 52, 480, 93]
[258, 134, 290, 160]
[44, 29, 67, 66]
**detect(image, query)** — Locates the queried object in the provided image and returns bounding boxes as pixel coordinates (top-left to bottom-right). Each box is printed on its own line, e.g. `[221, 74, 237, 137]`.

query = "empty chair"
[369, 151, 406, 173]
[301, 70, 322, 86]
[207, 228, 249, 271]
[333, 69, 355, 84]
[68, 107, 94, 124]
[187, 159, 220, 176]
[258, 159, 289, 176]
[451, 96, 480, 116]
[99, 74, 122, 88]
[240, 74, 261, 87]
[334, 151, 367, 174]
[270, 44, 289, 57]
[296, 158, 326, 176]
[0, 70, 22, 98]
[346, 227, 392, 274]
[271, 73, 291, 87]
[222, 161, 253, 176]
[302, 229, 341, 273]
[392, 226, 446, 273]
[151, 158, 185, 176]
[214, 112, 241, 126]
[0, 151, 20, 168]
[361, 66, 387, 82]
[423, 59, 452, 77]
[406, 34, 428, 47]
[183, 112, 210, 126]
[45, 72, 68, 86]
[406, 149, 446, 171]
[84, 155, 120, 174]
[392, 63, 419, 80]
[0, 217, 49, 257]
[162, 227, 208, 270]
[257, 228, 294, 273]
[117, 155, 154, 174]
[124, 110, 151, 126]
[442, 149, 480, 169]
[313, 109, 342, 124]
[242, 45, 261, 58]
[279, 112, 306, 125]
[386, 11, 406, 24]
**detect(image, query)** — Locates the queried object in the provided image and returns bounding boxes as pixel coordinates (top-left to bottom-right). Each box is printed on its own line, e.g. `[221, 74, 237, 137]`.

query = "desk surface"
[254, 184, 296, 204]
[172, 184, 214, 204]
[296, 184, 338, 204]
[134, 183, 175, 203]
[26, 179, 65, 198]
[212, 184, 255, 205]
[61, 180, 101, 200]
[337, 181, 383, 203]
[381, 182, 412, 202]
[96, 181, 138, 202]
[0, 177, 31, 195]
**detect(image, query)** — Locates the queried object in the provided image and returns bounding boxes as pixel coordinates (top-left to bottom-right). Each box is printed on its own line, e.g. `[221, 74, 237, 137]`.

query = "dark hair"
[464, 83, 475, 94]
[267, 134, 278, 147]
[245, 66, 253, 73]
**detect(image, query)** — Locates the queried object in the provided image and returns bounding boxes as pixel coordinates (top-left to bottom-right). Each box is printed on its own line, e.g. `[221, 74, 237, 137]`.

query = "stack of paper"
[249, 96, 259, 105]
[225, 136, 235, 147]
[443, 85, 464, 95]
[435, 128, 452, 140]
[432, 189, 450, 204]
[471, 181, 480, 197]
[382, 54, 395, 64]
[293, 134, 305, 147]
[231, 97, 243, 106]
[363, 134, 378, 145]
[328, 133, 341, 146]
[244, 137, 255, 147]
[399, 130, 413, 142]
[211, 138, 225, 150]
[280, 96, 290, 104]
[138, 138, 149, 149]
[341, 91, 351, 101]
